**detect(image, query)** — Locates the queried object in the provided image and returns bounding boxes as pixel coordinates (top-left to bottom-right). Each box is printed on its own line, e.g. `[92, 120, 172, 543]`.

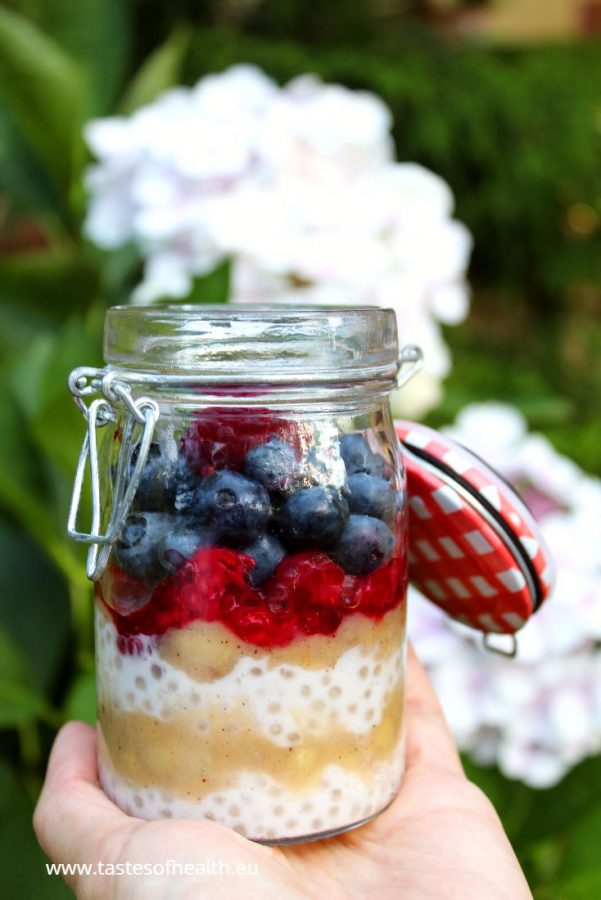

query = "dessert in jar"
[69, 306, 421, 844]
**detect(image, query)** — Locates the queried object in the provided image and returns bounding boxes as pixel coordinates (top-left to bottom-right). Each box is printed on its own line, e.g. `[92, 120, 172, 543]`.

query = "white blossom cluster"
[83, 65, 472, 416]
[408, 403, 601, 788]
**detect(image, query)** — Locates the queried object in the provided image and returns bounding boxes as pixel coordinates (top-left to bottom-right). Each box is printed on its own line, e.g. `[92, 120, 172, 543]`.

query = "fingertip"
[404, 643, 464, 776]
[45, 721, 99, 791]
[34, 722, 135, 865]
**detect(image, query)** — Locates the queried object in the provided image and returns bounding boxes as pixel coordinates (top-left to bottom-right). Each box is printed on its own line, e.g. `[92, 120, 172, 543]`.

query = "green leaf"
[0, 106, 58, 218]
[539, 871, 601, 900]
[0, 757, 23, 814]
[0, 314, 103, 594]
[186, 259, 231, 305]
[0, 681, 53, 728]
[119, 26, 191, 114]
[0, 630, 57, 728]
[0, 248, 101, 318]
[10, 316, 103, 473]
[0, 759, 71, 898]
[17, 0, 132, 114]
[513, 755, 601, 848]
[64, 671, 96, 726]
[0, 7, 88, 206]
[0, 514, 71, 694]
[541, 804, 601, 896]
[0, 628, 34, 686]
[0, 390, 86, 587]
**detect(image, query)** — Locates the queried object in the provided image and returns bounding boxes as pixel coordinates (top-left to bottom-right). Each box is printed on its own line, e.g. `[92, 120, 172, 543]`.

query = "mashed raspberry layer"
[101, 546, 407, 650]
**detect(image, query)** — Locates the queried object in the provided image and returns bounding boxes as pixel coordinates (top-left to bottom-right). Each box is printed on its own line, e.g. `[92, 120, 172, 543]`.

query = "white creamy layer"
[98, 744, 405, 842]
[96, 610, 403, 747]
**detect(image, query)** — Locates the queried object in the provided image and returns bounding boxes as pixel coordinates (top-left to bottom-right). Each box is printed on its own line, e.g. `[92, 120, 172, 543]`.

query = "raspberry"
[116, 634, 147, 655]
[226, 605, 296, 647]
[355, 555, 408, 617]
[298, 606, 343, 636]
[181, 407, 301, 477]
[266, 552, 348, 613]
[227, 607, 273, 646]
[110, 548, 258, 640]
[340, 575, 360, 611]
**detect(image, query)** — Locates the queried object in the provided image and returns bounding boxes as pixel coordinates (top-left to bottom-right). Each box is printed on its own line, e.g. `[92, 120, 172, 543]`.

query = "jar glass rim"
[104, 304, 400, 385]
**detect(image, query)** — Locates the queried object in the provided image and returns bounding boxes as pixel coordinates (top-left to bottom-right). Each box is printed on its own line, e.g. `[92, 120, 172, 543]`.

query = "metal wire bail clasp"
[396, 344, 424, 389]
[67, 367, 160, 581]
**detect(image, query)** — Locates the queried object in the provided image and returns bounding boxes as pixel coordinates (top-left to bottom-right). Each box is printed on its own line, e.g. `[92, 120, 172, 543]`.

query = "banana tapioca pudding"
[96, 409, 408, 842]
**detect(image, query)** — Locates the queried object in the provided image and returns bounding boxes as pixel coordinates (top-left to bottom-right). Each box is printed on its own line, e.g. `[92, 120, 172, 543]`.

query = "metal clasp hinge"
[396, 344, 424, 389]
[67, 367, 159, 581]
[482, 632, 518, 658]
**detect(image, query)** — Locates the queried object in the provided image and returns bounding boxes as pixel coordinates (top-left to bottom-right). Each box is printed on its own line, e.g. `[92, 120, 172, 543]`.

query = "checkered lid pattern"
[396, 421, 555, 635]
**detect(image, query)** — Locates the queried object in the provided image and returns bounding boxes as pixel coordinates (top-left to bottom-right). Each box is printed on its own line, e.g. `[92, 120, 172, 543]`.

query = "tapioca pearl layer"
[95, 607, 405, 746]
[98, 739, 405, 841]
[97, 676, 403, 800]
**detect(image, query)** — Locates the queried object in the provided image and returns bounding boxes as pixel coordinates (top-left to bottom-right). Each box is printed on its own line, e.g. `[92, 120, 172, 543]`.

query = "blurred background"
[0, 1, 600, 897]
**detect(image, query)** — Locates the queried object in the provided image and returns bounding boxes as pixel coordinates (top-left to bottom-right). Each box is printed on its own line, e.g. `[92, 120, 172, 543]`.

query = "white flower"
[84, 65, 472, 411]
[408, 402, 601, 787]
[260, 76, 394, 182]
[84, 66, 278, 301]
[192, 64, 277, 121]
[429, 282, 471, 325]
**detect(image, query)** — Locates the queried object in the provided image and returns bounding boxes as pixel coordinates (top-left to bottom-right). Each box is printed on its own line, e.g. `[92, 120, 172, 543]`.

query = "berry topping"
[128, 442, 200, 514]
[355, 555, 407, 616]
[171, 456, 202, 513]
[333, 515, 394, 576]
[265, 551, 348, 610]
[347, 473, 396, 521]
[129, 442, 177, 512]
[302, 445, 346, 488]
[241, 532, 286, 585]
[113, 513, 171, 583]
[226, 605, 296, 647]
[106, 416, 406, 651]
[340, 434, 390, 479]
[298, 606, 343, 636]
[243, 438, 299, 495]
[193, 470, 271, 546]
[158, 519, 215, 574]
[181, 408, 300, 476]
[112, 547, 258, 636]
[266, 552, 349, 636]
[116, 634, 146, 655]
[276, 486, 349, 549]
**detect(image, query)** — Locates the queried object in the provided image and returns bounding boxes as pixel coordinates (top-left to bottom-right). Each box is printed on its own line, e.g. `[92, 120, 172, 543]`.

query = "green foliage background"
[0, 2, 600, 896]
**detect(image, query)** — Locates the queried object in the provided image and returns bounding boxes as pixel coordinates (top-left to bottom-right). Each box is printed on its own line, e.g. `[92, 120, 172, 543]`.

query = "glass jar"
[68, 306, 422, 844]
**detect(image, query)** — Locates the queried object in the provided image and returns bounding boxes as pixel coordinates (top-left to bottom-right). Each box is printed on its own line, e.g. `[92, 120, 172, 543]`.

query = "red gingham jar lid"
[396, 421, 555, 636]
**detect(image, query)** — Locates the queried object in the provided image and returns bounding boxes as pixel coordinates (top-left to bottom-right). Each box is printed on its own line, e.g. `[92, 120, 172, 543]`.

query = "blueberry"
[172, 456, 201, 513]
[158, 519, 215, 574]
[302, 446, 347, 488]
[333, 515, 394, 576]
[277, 486, 349, 549]
[347, 473, 396, 521]
[113, 513, 170, 582]
[242, 533, 286, 585]
[243, 438, 299, 494]
[340, 434, 390, 479]
[193, 470, 271, 545]
[129, 442, 176, 512]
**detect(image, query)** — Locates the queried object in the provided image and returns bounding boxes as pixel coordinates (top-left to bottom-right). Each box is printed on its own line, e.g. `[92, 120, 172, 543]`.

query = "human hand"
[34, 647, 532, 899]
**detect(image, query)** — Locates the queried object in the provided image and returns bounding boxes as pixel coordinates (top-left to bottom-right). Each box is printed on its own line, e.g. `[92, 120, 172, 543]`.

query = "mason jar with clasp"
[67, 305, 423, 844]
